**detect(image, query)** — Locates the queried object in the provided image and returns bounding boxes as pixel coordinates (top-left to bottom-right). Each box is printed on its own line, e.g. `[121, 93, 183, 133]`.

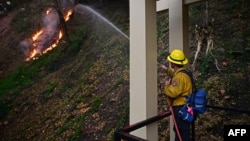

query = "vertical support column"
[129, 0, 157, 140]
[183, 4, 190, 60]
[169, 0, 189, 141]
[169, 0, 189, 55]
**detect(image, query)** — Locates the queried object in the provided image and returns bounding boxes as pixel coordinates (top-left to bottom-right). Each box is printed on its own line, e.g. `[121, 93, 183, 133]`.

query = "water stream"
[74, 4, 129, 40]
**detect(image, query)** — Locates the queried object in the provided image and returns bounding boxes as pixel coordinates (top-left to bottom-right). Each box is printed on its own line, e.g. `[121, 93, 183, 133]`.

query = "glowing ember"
[64, 9, 73, 21]
[23, 7, 73, 61]
[26, 30, 63, 61]
[32, 30, 43, 41]
[42, 31, 63, 54]
[46, 9, 51, 14]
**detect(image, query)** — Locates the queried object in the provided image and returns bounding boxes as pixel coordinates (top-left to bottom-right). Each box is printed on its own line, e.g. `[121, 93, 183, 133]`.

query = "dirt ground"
[0, 13, 14, 78]
[0, 10, 25, 79]
[0, 14, 12, 37]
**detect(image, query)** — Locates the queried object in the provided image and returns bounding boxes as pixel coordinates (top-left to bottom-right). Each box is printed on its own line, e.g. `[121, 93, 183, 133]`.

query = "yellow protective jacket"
[164, 68, 193, 106]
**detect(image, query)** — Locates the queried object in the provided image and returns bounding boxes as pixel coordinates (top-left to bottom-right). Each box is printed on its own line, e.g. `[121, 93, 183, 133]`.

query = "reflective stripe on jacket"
[164, 68, 192, 106]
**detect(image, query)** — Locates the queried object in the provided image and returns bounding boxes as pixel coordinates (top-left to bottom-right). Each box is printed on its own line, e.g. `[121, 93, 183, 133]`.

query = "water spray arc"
[74, 4, 129, 40]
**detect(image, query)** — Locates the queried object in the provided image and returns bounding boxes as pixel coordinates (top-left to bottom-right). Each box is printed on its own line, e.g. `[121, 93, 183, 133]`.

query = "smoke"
[60, 0, 75, 8]
[37, 8, 60, 52]
[19, 0, 75, 60]
[19, 8, 60, 57]
[42, 8, 60, 30]
[19, 39, 33, 56]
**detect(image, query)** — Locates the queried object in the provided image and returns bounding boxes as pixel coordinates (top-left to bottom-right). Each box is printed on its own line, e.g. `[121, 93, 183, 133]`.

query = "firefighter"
[161, 49, 193, 141]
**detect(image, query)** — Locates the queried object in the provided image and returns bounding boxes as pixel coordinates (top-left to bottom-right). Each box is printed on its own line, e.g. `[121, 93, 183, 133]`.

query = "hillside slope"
[0, 0, 130, 140]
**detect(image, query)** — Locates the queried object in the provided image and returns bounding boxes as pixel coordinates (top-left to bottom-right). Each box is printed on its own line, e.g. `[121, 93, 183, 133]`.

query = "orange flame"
[26, 30, 63, 61]
[64, 9, 73, 21]
[46, 9, 51, 14]
[29, 49, 40, 59]
[26, 8, 73, 61]
[42, 31, 63, 54]
[32, 30, 43, 41]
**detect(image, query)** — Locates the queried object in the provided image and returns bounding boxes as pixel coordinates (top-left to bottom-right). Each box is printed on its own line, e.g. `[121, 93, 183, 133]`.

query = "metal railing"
[114, 111, 171, 141]
[114, 104, 250, 141]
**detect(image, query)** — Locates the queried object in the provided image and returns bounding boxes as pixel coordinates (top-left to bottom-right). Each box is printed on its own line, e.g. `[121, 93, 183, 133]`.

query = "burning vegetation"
[20, 6, 73, 61]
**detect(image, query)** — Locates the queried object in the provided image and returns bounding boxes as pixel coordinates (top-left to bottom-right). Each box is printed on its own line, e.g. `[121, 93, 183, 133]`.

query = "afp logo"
[224, 125, 250, 141]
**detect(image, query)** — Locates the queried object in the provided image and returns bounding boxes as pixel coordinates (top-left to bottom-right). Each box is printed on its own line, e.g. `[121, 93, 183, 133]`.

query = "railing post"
[114, 131, 121, 141]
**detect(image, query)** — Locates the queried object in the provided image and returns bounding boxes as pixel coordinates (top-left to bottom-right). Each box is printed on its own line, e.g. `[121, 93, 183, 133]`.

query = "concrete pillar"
[129, 0, 157, 140]
[169, 0, 189, 55]
[168, 0, 189, 141]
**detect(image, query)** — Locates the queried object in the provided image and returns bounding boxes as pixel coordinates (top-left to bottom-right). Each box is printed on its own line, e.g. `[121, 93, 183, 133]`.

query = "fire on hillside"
[20, 7, 73, 61]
